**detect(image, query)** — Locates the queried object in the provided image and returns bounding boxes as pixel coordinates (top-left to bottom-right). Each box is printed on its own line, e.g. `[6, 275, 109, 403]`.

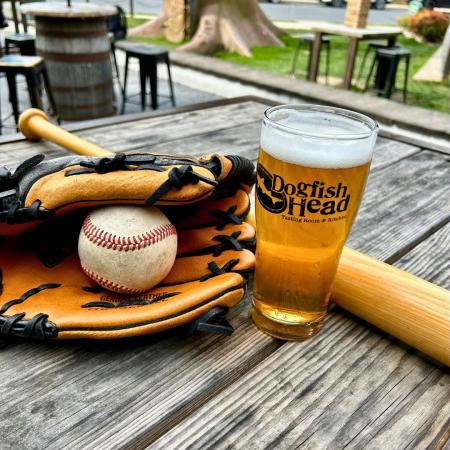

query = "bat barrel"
[18, 109, 112, 157]
[334, 248, 450, 367]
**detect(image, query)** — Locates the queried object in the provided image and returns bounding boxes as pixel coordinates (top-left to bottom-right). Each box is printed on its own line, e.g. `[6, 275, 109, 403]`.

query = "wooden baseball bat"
[19, 109, 112, 157]
[18, 109, 450, 366]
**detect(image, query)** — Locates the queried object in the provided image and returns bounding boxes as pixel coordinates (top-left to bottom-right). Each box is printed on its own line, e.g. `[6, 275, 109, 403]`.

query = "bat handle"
[18, 109, 113, 157]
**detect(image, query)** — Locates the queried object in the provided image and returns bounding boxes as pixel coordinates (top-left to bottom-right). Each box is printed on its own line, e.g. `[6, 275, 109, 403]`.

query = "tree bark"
[128, 0, 185, 41]
[128, 0, 284, 57]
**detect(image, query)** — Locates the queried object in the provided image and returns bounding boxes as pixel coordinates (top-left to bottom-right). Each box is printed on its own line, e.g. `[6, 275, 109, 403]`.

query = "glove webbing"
[0, 154, 53, 224]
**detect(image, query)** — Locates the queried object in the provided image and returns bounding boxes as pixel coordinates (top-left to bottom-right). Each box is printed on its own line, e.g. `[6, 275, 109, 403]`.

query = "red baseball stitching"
[82, 214, 176, 252]
[81, 264, 147, 294]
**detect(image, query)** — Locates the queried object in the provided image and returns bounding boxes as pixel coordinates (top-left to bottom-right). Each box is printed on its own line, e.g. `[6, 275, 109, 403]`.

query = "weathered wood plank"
[0, 101, 267, 167]
[0, 102, 420, 173]
[121, 124, 420, 172]
[0, 290, 280, 450]
[393, 223, 450, 287]
[150, 310, 450, 450]
[348, 150, 450, 261]
[370, 137, 421, 171]
[0, 100, 447, 450]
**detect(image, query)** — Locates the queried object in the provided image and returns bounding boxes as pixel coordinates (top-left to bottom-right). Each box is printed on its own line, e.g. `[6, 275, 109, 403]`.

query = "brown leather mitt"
[0, 152, 256, 343]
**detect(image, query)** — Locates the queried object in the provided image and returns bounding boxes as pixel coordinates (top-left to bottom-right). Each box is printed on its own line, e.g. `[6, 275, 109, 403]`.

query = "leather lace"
[0, 200, 51, 224]
[210, 206, 243, 230]
[212, 231, 243, 256]
[0, 282, 60, 344]
[200, 259, 240, 281]
[145, 165, 218, 206]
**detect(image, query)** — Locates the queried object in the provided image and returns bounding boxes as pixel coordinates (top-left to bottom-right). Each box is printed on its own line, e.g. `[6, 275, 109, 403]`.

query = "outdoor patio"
[0, 48, 221, 134]
[0, 1, 448, 449]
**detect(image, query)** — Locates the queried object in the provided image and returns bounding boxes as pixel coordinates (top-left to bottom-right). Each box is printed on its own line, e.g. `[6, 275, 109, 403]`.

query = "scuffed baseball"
[78, 206, 177, 294]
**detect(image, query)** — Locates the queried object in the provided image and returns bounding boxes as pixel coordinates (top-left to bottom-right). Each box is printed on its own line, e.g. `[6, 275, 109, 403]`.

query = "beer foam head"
[261, 105, 378, 168]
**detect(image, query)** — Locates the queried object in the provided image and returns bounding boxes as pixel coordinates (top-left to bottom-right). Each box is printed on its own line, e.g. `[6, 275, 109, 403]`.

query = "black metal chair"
[106, 5, 127, 89]
[0, 55, 58, 131]
[364, 47, 411, 102]
[356, 40, 398, 82]
[121, 45, 176, 113]
[291, 33, 331, 84]
[5, 33, 36, 56]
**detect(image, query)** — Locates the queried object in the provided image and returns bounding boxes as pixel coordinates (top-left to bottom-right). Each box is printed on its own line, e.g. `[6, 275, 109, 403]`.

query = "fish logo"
[256, 164, 287, 214]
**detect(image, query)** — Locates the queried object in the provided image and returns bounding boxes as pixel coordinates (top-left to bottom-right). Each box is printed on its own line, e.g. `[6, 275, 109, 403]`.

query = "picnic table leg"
[308, 32, 323, 82]
[343, 37, 359, 89]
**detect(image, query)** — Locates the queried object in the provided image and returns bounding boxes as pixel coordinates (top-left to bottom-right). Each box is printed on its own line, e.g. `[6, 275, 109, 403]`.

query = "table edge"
[0, 96, 448, 155]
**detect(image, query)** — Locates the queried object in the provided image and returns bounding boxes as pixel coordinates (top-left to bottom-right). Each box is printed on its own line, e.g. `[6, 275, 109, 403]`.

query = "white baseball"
[78, 206, 177, 294]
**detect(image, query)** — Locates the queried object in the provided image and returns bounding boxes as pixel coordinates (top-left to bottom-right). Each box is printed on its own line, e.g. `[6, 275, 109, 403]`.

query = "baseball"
[78, 206, 177, 294]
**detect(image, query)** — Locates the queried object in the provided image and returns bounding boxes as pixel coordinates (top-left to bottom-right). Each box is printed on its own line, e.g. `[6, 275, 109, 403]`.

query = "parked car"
[319, 0, 391, 9]
[421, 0, 450, 7]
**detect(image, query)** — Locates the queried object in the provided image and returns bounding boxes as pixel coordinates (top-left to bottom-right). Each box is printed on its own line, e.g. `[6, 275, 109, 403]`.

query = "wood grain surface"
[0, 98, 448, 450]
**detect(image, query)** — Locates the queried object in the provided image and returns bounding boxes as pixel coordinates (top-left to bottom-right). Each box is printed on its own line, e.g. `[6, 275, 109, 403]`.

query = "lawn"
[126, 17, 449, 114]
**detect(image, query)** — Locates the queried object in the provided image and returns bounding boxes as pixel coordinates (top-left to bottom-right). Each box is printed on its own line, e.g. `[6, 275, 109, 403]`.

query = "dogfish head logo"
[256, 163, 351, 217]
[256, 164, 288, 214]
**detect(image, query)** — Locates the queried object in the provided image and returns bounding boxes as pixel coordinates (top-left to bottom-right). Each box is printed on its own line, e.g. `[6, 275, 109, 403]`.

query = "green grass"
[216, 33, 450, 113]
[126, 17, 181, 48]
[125, 18, 449, 114]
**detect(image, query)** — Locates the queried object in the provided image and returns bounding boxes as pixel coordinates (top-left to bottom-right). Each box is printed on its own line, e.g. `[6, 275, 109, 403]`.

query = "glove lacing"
[210, 206, 243, 231]
[145, 165, 218, 206]
[0, 154, 52, 224]
[212, 231, 243, 256]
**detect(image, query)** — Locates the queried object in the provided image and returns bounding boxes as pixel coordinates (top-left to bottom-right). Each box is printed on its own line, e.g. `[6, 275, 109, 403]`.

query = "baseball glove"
[0, 152, 256, 343]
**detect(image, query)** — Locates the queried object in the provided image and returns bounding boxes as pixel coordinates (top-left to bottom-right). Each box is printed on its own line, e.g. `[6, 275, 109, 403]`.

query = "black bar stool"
[0, 55, 58, 128]
[364, 47, 411, 102]
[356, 40, 397, 82]
[121, 45, 176, 113]
[291, 33, 331, 84]
[5, 34, 36, 56]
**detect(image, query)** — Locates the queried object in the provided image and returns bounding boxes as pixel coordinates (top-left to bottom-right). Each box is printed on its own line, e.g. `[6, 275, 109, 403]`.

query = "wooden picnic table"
[308, 24, 402, 89]
[0, 96, 449, 449]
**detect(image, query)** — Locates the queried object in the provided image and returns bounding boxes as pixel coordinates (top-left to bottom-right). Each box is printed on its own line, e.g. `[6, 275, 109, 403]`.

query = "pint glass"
[252, 105, 378, 340]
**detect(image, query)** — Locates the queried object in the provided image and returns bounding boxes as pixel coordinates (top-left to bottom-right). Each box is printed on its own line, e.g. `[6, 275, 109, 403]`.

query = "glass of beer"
[252, 104, 378, 340]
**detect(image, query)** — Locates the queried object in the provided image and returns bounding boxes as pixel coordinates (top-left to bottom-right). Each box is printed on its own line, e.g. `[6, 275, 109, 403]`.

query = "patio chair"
[364, 47, 411, 102]
[5, 34, 35, 56]
[121, 45, 175, 113]
[1, 0, 36, 56]
[356, 40, 398, 82]
[291, 34, 331, 84]
[0, 55, 57, 132]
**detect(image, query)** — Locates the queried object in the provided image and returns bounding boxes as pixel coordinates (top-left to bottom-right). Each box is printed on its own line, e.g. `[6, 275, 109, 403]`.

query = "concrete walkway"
[0, 47, 221, 136]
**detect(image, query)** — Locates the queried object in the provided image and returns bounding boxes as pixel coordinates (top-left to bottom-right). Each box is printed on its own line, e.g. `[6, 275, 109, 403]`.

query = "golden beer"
[252, 105, 378, 340]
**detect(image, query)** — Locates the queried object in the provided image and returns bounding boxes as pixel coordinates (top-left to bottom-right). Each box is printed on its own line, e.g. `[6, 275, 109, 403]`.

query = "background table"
[0, 97, 449, 449]
[308, 24, 402, 89]
[21, 2, 116, 120]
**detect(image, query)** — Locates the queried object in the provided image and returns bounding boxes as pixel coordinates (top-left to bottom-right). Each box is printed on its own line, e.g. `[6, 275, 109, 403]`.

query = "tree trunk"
[128, 0, 284, 57]
[128, 0, 186, 42]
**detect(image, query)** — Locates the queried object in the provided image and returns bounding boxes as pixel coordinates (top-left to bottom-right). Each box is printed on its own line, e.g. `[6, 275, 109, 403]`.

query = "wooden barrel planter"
[21, 3, 116, 121]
